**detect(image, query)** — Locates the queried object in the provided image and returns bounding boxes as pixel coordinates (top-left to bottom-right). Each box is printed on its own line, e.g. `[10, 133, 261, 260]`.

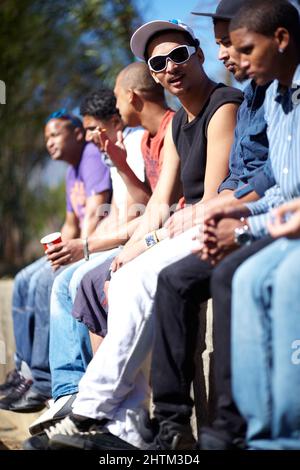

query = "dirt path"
[0, 408, 45, 450]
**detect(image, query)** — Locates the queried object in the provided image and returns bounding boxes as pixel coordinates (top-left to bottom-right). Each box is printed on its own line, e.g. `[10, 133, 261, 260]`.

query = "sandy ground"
[0, 408, 46, 450]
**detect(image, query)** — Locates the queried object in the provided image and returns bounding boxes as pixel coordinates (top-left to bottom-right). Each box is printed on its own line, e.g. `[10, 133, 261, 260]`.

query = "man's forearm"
[117, 166, 151, 206]
[61, 222, 79, 241]
[208, 188, 259, 210]
[126, 202, 172, 246]
[88, 216, 141, 253]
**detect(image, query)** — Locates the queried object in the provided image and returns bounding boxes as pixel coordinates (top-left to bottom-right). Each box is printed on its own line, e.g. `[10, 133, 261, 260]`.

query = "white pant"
[72, 227, 199, 447]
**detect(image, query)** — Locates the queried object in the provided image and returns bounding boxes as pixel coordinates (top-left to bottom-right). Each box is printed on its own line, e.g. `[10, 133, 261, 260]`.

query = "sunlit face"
[44, 119, 78, 161]
[214, 20, 247, 82]
[147, 31, 203, 97]
[230, 27, 279, 85]
[83, 115, 120, 144]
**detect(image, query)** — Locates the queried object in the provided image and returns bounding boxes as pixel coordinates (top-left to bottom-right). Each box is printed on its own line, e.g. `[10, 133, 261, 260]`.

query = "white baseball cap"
[130, 19, 197, 60]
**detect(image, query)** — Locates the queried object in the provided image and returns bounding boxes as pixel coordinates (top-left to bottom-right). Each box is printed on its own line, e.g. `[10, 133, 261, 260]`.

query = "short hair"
[213, 18, 229, 26]
[230, 0, 300, 46]
[45, 109, 83, 129]
[118, 62, 165, 102]
[80, 88, 118, 120]
[144, 30, 200, 61]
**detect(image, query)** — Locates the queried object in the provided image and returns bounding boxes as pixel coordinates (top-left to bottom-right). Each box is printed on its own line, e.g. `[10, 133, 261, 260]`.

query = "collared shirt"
[218, 80, 275, 197]
[246, 64, 300, 238]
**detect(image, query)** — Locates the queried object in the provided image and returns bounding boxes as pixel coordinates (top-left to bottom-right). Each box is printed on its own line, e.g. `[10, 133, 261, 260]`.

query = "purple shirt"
[66, 142, 111, 227]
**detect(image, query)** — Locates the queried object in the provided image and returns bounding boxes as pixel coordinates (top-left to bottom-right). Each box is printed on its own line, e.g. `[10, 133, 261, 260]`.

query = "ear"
[74, 127, 84, 142]
[196, 47, 205, 65]
[274, 27, 290, 54]
[150, 71, 161, 84]
[131, 90, 143, 112]
[110, 114, 122, 130]
[127, 88, 134, 104]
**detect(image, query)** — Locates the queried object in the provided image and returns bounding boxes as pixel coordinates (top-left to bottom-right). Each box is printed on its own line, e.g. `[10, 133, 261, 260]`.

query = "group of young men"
[1, 0, 300, 451]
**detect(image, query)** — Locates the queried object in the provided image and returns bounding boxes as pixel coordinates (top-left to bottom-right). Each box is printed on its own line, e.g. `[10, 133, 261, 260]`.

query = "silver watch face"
[235, 226, 252, 246]
[238, 231, 252, 245]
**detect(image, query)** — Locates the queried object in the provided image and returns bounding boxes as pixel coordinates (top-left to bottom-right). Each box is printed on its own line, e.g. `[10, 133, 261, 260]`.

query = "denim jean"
[49, 249, 119, 400]
[232, 238, 300, 449]
[13, 257, 47, 369]
[12, 256, 54, 395]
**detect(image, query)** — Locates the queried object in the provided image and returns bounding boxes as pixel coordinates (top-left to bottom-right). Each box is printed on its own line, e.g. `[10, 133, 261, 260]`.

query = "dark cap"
[192, 0, 246, 21]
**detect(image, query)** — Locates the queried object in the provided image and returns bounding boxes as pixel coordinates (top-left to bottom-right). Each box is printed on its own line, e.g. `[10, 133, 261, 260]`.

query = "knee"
[157, 264, 177, 291]
[232, 261, 252, 297]
[69, 271, 82, 301]
[52, 271, 67, 298]
[233, 256, 265, 304]
[156, 263, 190, 301]
[274, 254, 300, 297]
[211, 257, 234, 293]
[14, 268, 25, 285]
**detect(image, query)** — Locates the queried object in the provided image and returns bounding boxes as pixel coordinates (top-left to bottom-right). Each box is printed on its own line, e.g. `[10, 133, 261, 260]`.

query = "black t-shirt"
[172, 83, 243, 204]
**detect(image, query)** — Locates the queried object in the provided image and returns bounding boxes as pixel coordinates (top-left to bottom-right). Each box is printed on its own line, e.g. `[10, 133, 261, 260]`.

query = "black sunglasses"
[148, 45, 196, 73]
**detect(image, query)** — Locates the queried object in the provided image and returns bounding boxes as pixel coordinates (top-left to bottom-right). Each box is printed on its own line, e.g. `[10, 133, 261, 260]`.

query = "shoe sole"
[9, 402, 47, 413]
[50, 433, 138, 451]
[29, 394, 77, 436]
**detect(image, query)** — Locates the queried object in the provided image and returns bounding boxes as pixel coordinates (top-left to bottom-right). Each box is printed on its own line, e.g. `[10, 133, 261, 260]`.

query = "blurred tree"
[0, 0, 142, 274]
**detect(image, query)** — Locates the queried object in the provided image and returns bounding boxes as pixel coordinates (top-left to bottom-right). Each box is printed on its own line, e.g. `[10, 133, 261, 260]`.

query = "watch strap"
[82, 237, 90, 261]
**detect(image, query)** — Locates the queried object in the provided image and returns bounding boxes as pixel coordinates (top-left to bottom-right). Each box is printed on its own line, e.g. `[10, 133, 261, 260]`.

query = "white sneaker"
[29, 393, 77, 436]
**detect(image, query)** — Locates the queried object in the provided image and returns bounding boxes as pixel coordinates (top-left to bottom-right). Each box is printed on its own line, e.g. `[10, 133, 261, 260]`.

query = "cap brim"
[191, 11, 233, 20]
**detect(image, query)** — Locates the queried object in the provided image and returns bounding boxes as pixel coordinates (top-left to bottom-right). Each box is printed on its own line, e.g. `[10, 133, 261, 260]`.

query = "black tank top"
[172, 83, 243, 204]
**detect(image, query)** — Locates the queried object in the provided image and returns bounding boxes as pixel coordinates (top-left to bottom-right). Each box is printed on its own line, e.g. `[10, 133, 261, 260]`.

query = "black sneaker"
[29, 394, 77, 435]
[23, 413, 104, 450]
[50, 431, 138, 451]
[148, 420, 196, 450]
[0, 376, 33, 409]
[138, 409, 159, 443]
[199, 426, 246, 450]
[23, 432, 51, 451]
[9, 386, 49, 413]
[0, 369, 23, 397]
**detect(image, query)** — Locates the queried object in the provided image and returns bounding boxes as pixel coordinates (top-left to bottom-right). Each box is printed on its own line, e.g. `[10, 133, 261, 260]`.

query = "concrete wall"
[0, 280, 14, 383]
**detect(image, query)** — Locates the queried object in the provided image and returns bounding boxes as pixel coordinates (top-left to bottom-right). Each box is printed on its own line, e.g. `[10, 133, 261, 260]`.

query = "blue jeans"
[232, 238, 300, 449]
[49, 249, 119, 400]
[12, 256, 54, 395]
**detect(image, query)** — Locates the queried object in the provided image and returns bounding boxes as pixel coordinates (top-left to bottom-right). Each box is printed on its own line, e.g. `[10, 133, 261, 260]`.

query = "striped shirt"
[246, 64, 300, 238]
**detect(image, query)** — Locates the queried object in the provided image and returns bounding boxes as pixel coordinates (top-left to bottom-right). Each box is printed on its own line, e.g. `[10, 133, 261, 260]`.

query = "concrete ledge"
[0, 280, 14, 382]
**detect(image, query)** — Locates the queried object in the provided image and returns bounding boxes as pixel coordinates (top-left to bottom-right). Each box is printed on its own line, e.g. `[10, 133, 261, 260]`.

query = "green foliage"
[0, 0, 143, 273]
[25, 182, 66, 240]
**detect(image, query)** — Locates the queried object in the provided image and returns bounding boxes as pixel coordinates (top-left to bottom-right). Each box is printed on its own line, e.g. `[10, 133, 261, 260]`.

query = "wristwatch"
[234, 219, 253, 246]
[144, 231, 159, 249]
[82, 237, 90, 261]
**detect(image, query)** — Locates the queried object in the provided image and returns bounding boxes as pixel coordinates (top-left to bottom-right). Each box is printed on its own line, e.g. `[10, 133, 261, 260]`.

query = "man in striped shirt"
[195, 0, 300, 449]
